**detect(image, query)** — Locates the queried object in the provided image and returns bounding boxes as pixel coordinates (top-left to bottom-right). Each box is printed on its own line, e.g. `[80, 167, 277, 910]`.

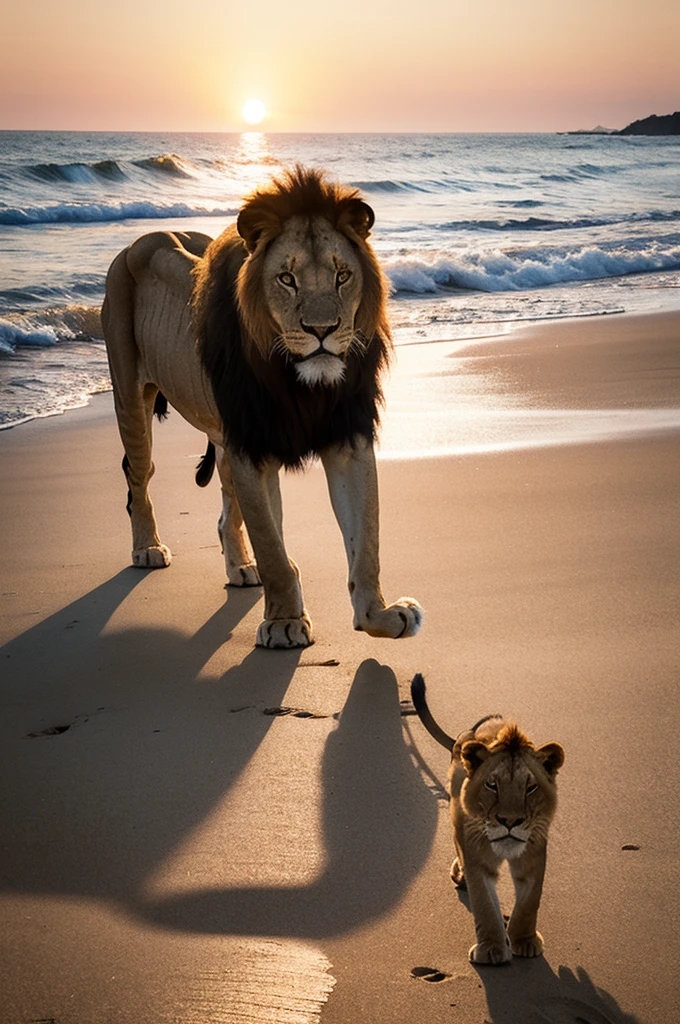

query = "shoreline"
[394, 303, 626, 349]
[2, 309, 680, 456]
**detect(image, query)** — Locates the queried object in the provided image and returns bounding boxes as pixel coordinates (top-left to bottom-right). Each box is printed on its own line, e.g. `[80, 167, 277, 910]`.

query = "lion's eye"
[278, 272, 297, 289]
[526, 782, 538, 794]
[336, 269, 352, 286]
[484, 779, 497, 792]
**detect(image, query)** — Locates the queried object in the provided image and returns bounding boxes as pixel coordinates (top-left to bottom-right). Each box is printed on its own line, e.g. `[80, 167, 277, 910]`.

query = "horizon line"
[0, 126, 624, 135]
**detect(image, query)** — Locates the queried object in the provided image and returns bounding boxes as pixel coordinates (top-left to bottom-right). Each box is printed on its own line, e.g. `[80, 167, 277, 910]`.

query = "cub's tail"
[195, 440, 216, 487]
[410, 674, 455, 752]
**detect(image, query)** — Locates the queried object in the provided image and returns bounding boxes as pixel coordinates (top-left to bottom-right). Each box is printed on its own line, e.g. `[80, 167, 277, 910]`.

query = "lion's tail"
[410, 674, 455, 751]
[152, 391, 215, 487]
[154, 391, 169, 421]
[195, 440, 216, 487]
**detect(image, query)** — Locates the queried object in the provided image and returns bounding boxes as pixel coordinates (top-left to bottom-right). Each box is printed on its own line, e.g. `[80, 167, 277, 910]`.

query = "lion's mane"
[191, 166, 392, 469]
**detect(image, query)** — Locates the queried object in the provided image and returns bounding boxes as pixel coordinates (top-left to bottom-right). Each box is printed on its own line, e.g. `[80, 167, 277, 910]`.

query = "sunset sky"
[2, 0, 678, 132]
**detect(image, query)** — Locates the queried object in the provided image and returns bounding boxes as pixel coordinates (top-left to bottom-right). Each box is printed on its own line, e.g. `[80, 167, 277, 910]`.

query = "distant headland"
[618, 111, 680, 135]
[563, 111, 680, 136]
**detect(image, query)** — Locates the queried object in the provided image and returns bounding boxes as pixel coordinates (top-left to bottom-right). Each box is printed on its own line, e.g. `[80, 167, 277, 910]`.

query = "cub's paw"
[469, 940, 512, 966]
[227, 562, 261, 587]
[450, 857, 466, 889]
[510, 931, 544, 959]
[356, 598, 423, 639]
[256, 614, 313, 649]
[132, 544, 172, 568]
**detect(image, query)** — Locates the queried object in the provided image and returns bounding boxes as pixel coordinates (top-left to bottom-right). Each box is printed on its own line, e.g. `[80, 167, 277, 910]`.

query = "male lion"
[411, 674, 564, 965]
[102, 166, 422, 648]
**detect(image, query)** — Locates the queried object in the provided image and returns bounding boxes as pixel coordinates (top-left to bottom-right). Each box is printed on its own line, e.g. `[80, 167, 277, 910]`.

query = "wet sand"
[1, 311, 679, 1023]
[378, 310, 680, 458]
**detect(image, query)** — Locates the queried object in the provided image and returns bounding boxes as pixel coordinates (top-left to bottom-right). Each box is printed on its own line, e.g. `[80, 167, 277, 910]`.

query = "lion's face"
[231, 168, 389, 393]
[460, 738, 564, 861]
[256, 215, 365, 386]
[194, 168, 392, 467]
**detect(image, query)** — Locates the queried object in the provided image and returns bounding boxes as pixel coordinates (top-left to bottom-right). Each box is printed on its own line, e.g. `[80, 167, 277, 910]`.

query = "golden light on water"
[242, 98, 266, 125]
[233, 131, 277, 188]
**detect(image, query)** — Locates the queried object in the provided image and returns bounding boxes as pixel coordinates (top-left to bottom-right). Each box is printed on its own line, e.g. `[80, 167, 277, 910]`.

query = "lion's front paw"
[510, 931, 544, 959]
[256, 614, 313, 649]
[468, 940, 512, 966]
[132, 544, 172, 568]
[356, 598, 423, 639]
[227, 562, 261, 587]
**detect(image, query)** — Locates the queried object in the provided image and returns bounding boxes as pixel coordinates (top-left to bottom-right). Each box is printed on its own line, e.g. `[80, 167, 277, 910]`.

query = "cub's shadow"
[1, 571, 437, 939]
[477, 960, 641, 1024]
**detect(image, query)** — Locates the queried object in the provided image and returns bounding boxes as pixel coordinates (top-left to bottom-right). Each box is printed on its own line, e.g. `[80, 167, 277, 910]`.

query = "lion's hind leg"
[102, 250, 170, 569]
[119, 384, 172, 569]
[215, 446, 260, 586]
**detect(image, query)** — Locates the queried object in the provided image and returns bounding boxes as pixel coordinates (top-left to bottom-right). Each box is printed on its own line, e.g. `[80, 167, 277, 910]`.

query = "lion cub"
[411, 673, 564, 965]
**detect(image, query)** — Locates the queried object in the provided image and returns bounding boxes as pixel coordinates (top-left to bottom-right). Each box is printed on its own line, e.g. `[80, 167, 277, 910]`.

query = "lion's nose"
[300, 319, 340, 341]
[497, 816, 525, 830]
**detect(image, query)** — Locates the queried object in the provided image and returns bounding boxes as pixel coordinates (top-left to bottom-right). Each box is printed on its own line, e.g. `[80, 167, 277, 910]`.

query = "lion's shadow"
[1, 570, 437, 939]
[138, 657, 436, 937]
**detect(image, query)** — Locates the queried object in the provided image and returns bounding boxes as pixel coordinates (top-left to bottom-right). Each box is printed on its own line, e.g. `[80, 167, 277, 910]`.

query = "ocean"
[1, 130, 679, 432]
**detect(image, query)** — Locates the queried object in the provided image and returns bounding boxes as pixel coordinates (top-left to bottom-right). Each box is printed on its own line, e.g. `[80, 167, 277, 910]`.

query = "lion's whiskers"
[348, 329, 369, 355]
[270, 335, 291, 361]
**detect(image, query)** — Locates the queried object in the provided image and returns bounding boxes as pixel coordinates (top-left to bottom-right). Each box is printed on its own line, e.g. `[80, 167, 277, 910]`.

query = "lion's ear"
[237, 202, 281, 254]
[460, 740, 492, 777]
[535, 742, 565, 777]
[338, 198, 375, 240]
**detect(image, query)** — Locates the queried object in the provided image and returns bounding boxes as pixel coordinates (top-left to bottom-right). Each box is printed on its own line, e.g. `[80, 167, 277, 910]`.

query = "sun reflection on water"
[232, 132, 280, 191]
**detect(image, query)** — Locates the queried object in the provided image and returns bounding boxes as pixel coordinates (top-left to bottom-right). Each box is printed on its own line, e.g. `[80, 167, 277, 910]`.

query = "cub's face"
[461, 747, 562, 861]
[261, 215, 365, 386]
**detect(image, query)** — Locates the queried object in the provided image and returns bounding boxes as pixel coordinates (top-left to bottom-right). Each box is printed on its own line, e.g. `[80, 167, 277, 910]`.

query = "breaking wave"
[351, 178, 473, 194]
[437, 210, 680, 233]
[25, 153, 197, 184]
[132, 153, 196, 176]
[27, 160, 127, 183]
[0, 200, 235, 225]
[0, 319, 59, 355]
[385, 241, 680, 294]
[0, 306, 103, 355]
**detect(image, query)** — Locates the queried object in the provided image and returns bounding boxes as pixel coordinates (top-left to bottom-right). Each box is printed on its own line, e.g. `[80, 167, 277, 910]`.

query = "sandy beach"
[1, 310, 679, 1023]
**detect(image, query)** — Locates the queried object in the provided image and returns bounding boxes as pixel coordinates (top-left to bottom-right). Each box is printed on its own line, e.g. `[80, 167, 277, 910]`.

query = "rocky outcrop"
[618, 112, 680, 135]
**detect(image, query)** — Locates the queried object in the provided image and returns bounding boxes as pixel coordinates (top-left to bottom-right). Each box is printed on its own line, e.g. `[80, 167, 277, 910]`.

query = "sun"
[242, 98, 266, 125]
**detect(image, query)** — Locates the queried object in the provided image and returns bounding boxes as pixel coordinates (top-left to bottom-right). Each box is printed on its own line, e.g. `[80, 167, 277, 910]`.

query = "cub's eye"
[526, 782, 538, 794]
[336, 269, 352, 286]
[278, 272, 296, 289]
[484, 779, 498, 792]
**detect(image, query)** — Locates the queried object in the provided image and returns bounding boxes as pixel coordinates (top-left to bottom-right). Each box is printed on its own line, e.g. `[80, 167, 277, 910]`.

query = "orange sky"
[2, 0, 678, 132]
